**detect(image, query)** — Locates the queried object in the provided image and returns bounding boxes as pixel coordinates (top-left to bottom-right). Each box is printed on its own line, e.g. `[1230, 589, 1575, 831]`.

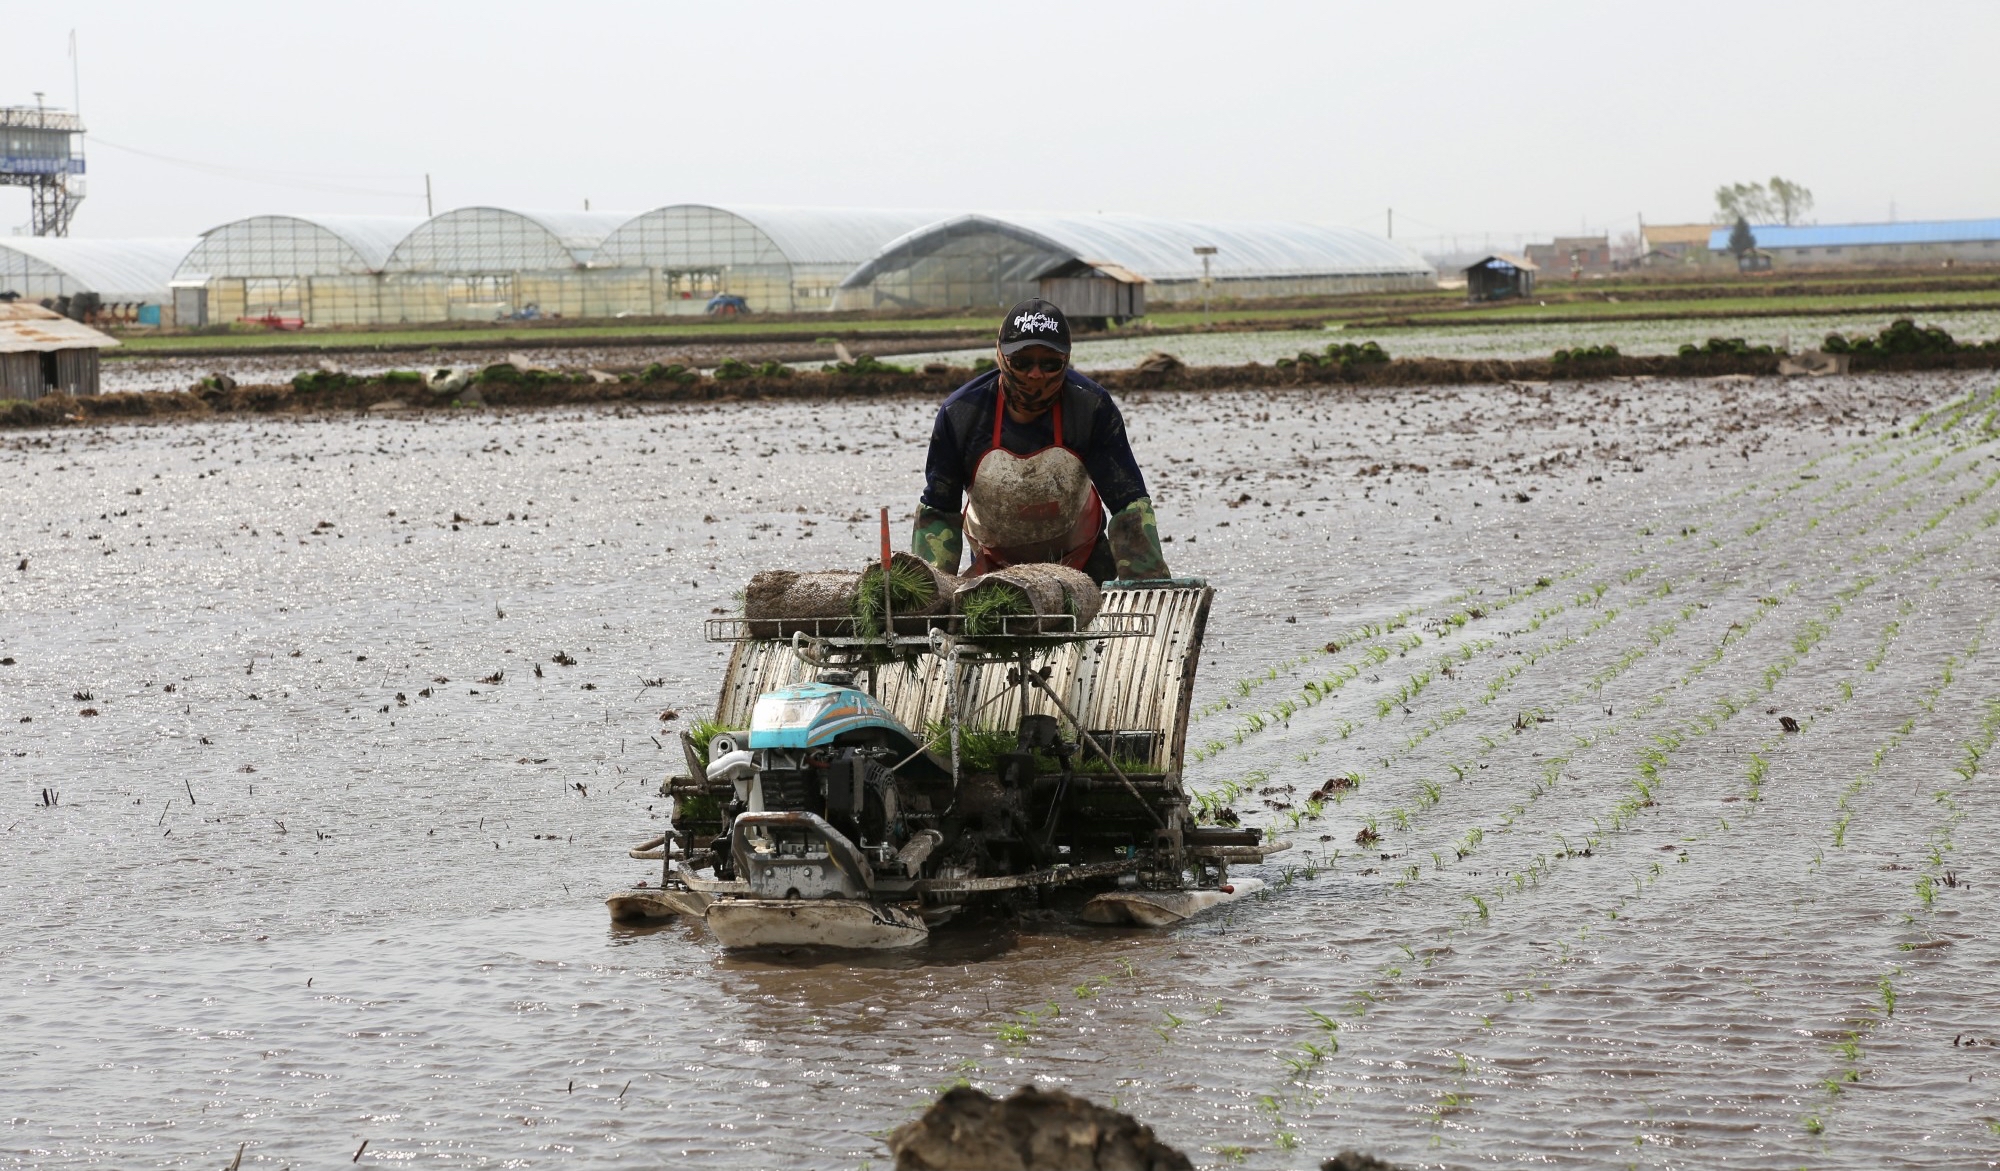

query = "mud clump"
[889, 1085, 1193, 1171]
[1320, 1154, 1404, 1171]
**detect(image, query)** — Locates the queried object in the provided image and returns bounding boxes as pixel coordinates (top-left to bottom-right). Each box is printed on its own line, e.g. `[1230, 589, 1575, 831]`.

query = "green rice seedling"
[1745, 754, 1769, 802]
[922, 722, 1023, 773]
[688, 719, 746, 761]
[957, 581, 1030, 637]
[854, 556, 939, 637]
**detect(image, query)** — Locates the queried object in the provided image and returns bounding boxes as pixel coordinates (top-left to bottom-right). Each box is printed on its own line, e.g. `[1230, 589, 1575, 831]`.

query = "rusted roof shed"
[0, 301, 119, 399]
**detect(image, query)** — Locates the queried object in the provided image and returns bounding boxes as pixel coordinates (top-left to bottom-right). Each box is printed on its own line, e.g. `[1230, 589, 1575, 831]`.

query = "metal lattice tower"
[1, 101, 86, 236]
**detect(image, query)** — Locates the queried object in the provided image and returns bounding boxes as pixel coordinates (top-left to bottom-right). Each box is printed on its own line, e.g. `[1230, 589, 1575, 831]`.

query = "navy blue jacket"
[919, 369, 1150, 520]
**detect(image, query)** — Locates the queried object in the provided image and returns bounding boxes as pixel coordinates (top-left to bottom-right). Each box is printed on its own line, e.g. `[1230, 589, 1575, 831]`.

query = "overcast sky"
[4, 1, 1992, 250]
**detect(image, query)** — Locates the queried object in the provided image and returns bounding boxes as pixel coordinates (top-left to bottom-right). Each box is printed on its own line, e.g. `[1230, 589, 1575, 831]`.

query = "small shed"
[1464, 254, 1537, 302]
[0, 300, 118, 399]
[1037, 258, 1147, 329]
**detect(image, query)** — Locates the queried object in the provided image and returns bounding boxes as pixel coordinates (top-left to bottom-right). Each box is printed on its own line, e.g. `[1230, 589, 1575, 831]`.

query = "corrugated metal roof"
[0, 237, 196, 300]
[1704, 218, 2000, 251]
[1641, 223, 1715, 247]
[1077, 260, 1149, 284]
[1465, 253, 1537, 272]
[0, 301, 119, 353]
[843, 213, 1433, 289]
[594, 205, 947, 269]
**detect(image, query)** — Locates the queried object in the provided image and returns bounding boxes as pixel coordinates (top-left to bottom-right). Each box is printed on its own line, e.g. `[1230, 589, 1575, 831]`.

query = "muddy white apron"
[962, 387, 1101, 573]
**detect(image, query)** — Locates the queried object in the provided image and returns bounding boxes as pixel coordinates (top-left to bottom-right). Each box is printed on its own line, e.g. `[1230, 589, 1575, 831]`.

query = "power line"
[87, 137, 423, 201]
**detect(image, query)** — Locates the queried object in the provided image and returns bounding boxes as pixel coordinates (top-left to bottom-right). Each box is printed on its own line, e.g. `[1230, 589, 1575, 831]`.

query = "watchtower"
[1, 98, 86, 236]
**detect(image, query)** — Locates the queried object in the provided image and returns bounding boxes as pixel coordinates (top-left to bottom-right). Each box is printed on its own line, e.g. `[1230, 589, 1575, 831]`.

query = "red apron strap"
[993, 382, 1067, 452]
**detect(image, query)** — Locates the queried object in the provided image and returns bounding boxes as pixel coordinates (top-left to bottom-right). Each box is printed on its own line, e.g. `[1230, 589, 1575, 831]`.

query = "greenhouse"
[591, 205, 944, 313]
[172, 215, 424, 326]
[381, 207, 635, 322]
[834, 213, 1435, 311]
[0, 236, 196, 311]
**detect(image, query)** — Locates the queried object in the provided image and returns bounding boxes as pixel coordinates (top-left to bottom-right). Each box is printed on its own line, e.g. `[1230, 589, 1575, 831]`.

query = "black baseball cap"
[997, 298, 1072, 356]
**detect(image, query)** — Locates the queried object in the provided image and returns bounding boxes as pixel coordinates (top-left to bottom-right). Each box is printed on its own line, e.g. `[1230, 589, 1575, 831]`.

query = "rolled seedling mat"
[955, 563, 1101, 635]
[855, 551, 957, 636]
[743, 568, 862, 638]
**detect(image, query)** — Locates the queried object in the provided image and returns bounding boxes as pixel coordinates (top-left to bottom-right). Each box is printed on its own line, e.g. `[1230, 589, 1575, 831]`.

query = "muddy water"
[818, 309, 2000, 373]
[5, 372, 1999, 1169]
[99, 308, 2000, 395]
[100, 339, 855, 396]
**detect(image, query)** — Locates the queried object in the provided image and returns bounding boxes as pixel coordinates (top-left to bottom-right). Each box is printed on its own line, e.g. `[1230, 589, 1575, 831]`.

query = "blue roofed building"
[1703, 218, 2000, 268]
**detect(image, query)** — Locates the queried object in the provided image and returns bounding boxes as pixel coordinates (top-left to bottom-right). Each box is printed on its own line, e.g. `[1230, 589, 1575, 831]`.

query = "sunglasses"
[1006, 353, 1066, 375]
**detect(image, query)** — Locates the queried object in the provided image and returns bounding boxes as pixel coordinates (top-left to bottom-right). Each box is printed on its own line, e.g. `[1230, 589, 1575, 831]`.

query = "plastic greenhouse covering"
[593, 205, 943, 312]
[39, 205, 1436, 327]
[0, 237, 195, 303]
[836, 213, 1435, 311]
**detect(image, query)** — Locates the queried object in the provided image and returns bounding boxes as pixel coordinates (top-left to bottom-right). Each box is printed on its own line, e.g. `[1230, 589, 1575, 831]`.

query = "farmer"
[912, 298, 1170, 584]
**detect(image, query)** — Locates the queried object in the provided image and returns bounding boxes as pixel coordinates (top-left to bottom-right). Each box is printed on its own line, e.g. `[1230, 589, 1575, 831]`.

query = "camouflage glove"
[1106, 497, 1170, 580]
[911, 503, 963, 574]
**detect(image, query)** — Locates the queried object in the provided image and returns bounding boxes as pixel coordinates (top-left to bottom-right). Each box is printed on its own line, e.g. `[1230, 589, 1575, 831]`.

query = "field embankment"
[13, 344, 2000, 430]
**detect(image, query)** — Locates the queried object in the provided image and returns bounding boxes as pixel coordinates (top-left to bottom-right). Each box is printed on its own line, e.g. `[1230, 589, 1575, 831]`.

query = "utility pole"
[1387, 208, 1393, 239]
[425, 174, 433, 217]
[1193, 245, 1217, 322]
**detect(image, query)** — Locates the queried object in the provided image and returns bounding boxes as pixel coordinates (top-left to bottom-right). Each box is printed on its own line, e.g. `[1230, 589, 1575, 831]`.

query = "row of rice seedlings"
[1006, 405, 1997, 1146]
[1401, 512, 1966, 1000]
[1911, 382, 2000, 435]
[1430, 593, 1964, 1121]
[1492, 509, 1997, 939]
[1472, 437, 1998, 874]
[1240, 618, 1724, 1104]
[1345, 567, 1720, 863]
[1320, 580, 1691, 851]
[1250, 568, 1818, 1091]
[1245, 404, 2000, 1129]
[1803, 698, 1997, 1139]
[1443, 602, 1931, 1118]
[1214, 430, 1946, 781]
[1188, 602, 1431, 724]
[1192, 569, 1600, 760]
[1831, 613, 1989, 848]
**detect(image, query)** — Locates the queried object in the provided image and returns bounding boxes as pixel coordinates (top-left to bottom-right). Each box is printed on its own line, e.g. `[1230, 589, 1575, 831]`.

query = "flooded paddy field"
[836, 309, 2000, 374]
[98, 307, 2000, 395]
[5, 372, 2000, 1168]
[101, 338, 870, 396]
